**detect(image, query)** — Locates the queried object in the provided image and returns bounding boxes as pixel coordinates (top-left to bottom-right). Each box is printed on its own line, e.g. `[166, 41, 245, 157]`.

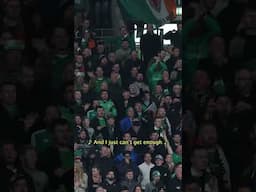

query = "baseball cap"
[155, 154, 164, 160]
[152, 170, 161, 177]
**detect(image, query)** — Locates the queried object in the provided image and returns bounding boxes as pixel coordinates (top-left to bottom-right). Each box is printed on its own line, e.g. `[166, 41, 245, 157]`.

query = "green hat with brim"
[152, 170, 161, 177]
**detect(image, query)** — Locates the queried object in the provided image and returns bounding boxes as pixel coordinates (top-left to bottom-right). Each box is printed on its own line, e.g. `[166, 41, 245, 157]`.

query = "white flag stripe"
[145, 0, 170, 21]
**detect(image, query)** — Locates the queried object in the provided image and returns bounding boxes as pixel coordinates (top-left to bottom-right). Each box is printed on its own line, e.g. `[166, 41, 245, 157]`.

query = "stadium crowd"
[183, 0, 256, 191]
[74, 2, 183, 192]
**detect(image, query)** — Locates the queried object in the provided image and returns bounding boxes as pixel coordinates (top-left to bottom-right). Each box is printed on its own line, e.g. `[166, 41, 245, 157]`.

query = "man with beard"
[156, 107, 172, 138]
[102, 170, 120, 192]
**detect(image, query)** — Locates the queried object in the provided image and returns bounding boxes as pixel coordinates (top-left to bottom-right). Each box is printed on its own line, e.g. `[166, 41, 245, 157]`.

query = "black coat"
[164, 30, 182, 50]
[140, 32, 161, 66]
[150, 165, 169, 184]
[90, 117, 108, 139]
[167, 177, 182, 192]
[102, 180, 120, 192]
[94, 156, 115, 178]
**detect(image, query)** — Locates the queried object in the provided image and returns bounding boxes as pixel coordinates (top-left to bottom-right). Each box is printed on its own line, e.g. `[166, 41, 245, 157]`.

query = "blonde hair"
[74, 160, 84, 183]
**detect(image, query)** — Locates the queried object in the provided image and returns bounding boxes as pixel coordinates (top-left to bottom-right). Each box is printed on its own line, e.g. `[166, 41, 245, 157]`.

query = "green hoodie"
[99, 100, 117, 117]
[147, 61, 167, 91]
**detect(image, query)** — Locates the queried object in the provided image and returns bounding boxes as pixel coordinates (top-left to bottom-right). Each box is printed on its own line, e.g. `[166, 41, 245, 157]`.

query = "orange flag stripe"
[164, 0, 177, 17]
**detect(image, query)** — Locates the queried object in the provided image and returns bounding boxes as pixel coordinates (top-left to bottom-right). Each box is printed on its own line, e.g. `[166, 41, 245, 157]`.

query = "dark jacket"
[90, 117, 108, 139]
[150, 165, 169, 184]
[94, 156, 115, 178]
[140, 32, 161, 66]
[120, 179, 138, 192]
[167, 176, 182, 192]
[102, 179, 120, 192]
[116, 160, 140, 181]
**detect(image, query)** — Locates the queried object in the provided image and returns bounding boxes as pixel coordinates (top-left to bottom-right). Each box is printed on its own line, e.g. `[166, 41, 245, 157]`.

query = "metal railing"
[94, 28, 115, 39]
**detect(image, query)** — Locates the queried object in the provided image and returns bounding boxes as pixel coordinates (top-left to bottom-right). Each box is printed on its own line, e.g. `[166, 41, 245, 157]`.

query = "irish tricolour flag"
[118, 0, 176, 25]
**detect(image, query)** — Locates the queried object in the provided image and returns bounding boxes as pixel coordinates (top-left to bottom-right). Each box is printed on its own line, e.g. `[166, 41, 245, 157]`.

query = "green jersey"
[173, 153, 182, 164]
[94, 78, 109, 93]
[147, 61, 168, 91]
[99, 100, 117, 117]
[87, 109, 97, 120]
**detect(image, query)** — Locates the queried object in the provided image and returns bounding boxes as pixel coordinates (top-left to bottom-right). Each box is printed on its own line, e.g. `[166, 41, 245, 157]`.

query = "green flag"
[118, 0, 176, 24]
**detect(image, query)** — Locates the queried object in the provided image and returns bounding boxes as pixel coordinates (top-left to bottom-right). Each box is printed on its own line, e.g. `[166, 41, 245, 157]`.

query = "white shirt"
[138, 162, 155, 189]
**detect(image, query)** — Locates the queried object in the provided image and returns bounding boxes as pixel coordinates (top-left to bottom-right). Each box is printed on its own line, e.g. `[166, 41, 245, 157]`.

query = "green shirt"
[99, 100, 117, 117]
[98, 117, 107, 127]
[94, 78, 109, 93]
[147, 61, 168, 91]
[87, 110, 97, 120]
[172, 153, 182, 164]
[74, 149, 82, 158]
